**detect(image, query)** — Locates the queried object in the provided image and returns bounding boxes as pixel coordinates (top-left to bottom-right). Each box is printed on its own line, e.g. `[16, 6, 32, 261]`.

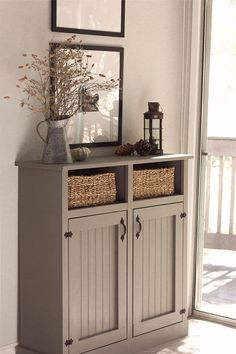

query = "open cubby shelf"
[66, 155, 188, 211]
[68, 165, 128, 209]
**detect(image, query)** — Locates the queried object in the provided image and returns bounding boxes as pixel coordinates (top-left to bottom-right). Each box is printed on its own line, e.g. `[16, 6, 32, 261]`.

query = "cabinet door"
[68, 211, 127, 353]
[133, 203, 184, 336]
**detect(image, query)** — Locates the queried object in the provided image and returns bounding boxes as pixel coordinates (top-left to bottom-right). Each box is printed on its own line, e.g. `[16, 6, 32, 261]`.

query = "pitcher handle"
[36, 120, 47, 143]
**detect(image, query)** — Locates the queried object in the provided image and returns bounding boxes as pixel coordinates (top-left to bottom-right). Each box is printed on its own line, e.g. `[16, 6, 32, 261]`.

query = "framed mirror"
[51, 44, 123, 148]
[51, 0, 125, 37]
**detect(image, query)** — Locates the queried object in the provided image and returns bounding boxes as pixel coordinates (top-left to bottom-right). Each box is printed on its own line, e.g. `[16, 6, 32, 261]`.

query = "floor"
[139, 319, 236, 354]
[201, 249, 236, 319]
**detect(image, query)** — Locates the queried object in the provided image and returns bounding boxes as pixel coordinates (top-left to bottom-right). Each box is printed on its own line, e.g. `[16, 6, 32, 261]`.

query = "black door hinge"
[65, 338, 73, 346]
[180, 308, 186, 314]
[64, 231, 73, 239]
[180, 212, 187, 219]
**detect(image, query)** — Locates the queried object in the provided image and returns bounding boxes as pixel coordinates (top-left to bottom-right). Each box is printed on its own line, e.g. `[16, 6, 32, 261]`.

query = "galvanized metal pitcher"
[36, 118, 73, 164]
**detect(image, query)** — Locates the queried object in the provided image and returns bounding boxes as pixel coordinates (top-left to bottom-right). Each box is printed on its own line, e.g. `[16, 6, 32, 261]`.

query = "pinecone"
[134, 139, 152, 156]
[115, 143, 135, 156]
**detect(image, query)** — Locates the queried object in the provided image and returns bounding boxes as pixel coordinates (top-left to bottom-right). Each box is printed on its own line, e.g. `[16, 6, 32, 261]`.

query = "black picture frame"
[51, 43, 123, 148]
[51, 0, 125, 37]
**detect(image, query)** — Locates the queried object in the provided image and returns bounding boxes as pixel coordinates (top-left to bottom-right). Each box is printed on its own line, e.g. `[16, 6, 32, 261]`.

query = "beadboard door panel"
[133, 203, 184, 336]
[69, 212, 127, 353]
[17, 155, 191, 354]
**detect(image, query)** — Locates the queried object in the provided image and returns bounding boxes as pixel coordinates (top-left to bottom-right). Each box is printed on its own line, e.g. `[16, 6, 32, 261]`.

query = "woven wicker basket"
[68, 173, 117, 208]
[133, 167, 175, 200]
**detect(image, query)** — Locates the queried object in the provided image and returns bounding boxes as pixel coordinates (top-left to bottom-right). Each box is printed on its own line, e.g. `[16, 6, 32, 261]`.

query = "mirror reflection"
[68, 50, 121, 144]
[64, 46, 123, 147]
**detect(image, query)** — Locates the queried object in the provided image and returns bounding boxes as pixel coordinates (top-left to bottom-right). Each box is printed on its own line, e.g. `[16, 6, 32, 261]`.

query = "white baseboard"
[0, 343, 16, 354]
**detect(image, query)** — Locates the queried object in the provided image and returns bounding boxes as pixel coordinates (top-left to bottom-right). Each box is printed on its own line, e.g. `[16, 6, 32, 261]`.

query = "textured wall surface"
[0, 0, 186, 349]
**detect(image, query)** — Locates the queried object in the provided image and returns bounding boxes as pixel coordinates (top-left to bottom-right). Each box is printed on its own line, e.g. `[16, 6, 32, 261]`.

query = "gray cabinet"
[16, 154, 191, 354]
[68, 212, 127, 353]
[133, 203, 184, 336]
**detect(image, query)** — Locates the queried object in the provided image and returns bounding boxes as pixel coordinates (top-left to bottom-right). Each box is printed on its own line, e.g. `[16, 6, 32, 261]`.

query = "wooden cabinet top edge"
[15, 153, 193, 171]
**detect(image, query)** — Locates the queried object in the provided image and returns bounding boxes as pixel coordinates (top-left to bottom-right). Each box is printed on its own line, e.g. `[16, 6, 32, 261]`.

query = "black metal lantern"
[144, 102, 163, 155]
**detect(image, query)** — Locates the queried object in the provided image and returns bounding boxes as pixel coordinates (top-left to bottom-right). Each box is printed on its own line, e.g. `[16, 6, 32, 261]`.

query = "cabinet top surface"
[16, 153, 193, 171]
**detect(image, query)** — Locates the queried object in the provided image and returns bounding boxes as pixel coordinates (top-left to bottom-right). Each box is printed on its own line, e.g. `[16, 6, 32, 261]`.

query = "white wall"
[0, 0, 187, 350]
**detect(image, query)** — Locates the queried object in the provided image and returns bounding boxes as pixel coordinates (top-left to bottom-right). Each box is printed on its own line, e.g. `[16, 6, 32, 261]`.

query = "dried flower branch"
[4, 36, 119, 121]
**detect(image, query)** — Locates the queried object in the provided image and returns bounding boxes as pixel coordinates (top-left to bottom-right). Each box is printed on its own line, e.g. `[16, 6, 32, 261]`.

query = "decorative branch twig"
[4, 35, 119, 121]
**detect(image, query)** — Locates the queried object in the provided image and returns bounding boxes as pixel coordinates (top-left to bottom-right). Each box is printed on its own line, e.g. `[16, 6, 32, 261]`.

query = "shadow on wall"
[16, 115, 44, 162]
[15, 114, 117, 161]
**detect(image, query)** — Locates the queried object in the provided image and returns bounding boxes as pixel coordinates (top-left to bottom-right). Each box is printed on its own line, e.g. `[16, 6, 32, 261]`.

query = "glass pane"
[207, 0, 236, 138]
[196, 0, 236, 320]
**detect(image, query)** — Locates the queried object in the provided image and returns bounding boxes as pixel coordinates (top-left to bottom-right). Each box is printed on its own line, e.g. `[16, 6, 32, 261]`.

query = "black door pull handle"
[120, 217, 127, 242]
[136, 215, 142, 239]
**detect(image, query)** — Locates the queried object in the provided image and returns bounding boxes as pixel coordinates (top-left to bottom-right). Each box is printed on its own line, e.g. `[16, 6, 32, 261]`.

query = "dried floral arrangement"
[4, 36, 119, 121]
